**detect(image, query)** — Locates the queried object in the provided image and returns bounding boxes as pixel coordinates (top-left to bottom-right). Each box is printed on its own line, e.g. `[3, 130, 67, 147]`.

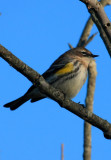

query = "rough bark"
[80, 0, 111, 56]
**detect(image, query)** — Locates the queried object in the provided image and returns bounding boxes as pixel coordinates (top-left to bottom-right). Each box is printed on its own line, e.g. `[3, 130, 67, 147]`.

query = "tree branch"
[61, 144, 64, 160]
[77, 17, 94, 47]
[68, 43, 74, 49]
[77, 0, 111, 51]
[83, 60, 97, 160]
[0, 44, 111, 139]
[100, 0, 111, 6]
[83, 32, 98, 47]
[80, 0, 111, 56]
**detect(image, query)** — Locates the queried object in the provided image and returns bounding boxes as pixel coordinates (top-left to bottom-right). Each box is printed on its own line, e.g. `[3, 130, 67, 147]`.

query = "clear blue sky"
[1, 0, 111, 160]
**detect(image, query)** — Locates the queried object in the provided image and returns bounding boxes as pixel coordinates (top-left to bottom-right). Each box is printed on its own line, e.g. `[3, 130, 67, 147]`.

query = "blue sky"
[1, 0, 111, 160]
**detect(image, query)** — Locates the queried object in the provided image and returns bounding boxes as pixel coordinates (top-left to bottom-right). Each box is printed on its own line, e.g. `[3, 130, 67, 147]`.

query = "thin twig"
[83, 32, 98, 47]
[77, 17, 94, 47]
[68, 43, 74, 49]
[61, 144, 64, 160]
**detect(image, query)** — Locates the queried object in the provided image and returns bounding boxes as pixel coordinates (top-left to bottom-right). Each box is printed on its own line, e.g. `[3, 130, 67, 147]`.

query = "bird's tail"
[4, 95, 30, 110]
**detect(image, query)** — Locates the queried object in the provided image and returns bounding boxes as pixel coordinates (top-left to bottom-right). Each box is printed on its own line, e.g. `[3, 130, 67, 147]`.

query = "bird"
[4, 47, 98, 110]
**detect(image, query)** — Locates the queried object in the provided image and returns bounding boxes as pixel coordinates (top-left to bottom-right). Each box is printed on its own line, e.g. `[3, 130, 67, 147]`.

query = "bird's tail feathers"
[4, 95, 30, 110]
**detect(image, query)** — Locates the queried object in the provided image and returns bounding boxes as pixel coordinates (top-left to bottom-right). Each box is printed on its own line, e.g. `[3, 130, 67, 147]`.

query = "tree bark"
[80, 0, 111, 56]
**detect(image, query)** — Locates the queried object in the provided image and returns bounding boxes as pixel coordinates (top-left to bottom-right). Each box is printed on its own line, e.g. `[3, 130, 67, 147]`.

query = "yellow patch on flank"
[55, 62, 74, 75]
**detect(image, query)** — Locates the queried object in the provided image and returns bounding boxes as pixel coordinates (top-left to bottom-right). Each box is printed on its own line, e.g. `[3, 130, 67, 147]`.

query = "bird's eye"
[82, 52, 88, 56]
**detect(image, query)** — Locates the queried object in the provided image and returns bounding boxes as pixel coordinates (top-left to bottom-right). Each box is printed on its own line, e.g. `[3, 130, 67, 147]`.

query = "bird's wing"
[42, 53, 73, 79]
[25, 50, 75, 94]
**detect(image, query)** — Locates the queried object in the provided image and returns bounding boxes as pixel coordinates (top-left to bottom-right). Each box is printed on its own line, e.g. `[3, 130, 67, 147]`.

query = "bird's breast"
[53, 66, 87, 99]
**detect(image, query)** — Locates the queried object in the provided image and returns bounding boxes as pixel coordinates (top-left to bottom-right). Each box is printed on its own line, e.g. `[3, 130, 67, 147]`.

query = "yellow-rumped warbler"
[4, 47, 98, 110]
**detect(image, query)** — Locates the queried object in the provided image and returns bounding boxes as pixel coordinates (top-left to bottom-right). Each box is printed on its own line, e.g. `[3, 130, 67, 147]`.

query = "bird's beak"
[91, 54, 99, 58]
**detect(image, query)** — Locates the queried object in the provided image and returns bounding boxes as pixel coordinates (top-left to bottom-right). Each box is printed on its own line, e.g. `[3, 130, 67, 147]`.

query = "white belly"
[53, 67, 87, 99]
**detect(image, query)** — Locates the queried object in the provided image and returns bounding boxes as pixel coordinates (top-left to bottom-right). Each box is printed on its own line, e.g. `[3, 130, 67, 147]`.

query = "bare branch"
[80, 0, 111, 56]
[77, 0, 111, 50]
[68, 33, 97, 49]
[61, 144, 64, 160]
[100, 0, 111, 7]
[77, 17, 94, 47]
[85, 0, 111, 38]
[85, 60, 97, 109]
[83, 32, 98, 47]
[83, 60, 97, 160]
[1, 44, 111, 139]
[68, 43, 74, 49]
